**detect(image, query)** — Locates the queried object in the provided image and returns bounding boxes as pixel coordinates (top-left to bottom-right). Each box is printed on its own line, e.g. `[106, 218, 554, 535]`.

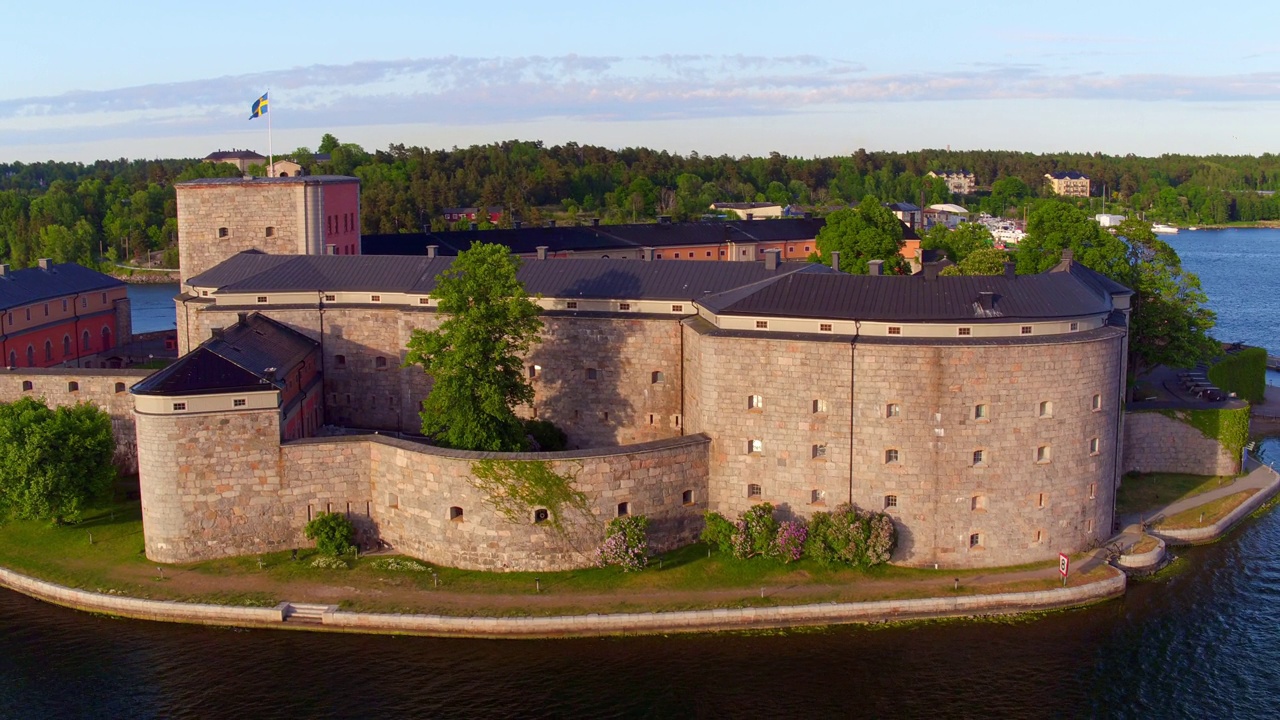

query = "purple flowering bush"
[803, 503, 897, 568]
[702, 504, 782, 560]
[773, 519, 808, 563]
[595, 515, 649, 571]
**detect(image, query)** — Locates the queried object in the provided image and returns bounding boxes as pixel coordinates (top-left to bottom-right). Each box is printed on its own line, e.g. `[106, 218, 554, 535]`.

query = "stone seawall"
[0, 368, 152, 473]
[1122, 410, 1239, 477]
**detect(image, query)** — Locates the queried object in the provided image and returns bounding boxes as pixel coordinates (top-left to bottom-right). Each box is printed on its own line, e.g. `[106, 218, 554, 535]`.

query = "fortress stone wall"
[177, 184, 308, 284]
[1123, 410, 1239, 477]
[135, 398, 710, 569]
[0, 368, 151, 473]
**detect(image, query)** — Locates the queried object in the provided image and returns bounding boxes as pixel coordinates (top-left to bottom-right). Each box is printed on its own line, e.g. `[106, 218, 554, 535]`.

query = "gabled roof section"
[1048, 257, 1134, 299]
[132, 313, 317, 396]
[185, 251, 294, 288]
[698, 269, 1124, 323]
[0, 262, 123, 311]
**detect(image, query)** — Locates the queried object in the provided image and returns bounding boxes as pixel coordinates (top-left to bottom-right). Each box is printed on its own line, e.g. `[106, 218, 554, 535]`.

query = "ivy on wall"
[1208, 347, 1268, 404]
[468, 459, 589, 532]
[1159, 406, 1251, 460]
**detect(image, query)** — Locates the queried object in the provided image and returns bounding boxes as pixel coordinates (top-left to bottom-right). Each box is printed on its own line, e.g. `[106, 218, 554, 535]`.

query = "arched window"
[26, 345, 34, 367]
[63, 335, 71, 356]
[82, 330, 91, 351]
[68, 382, 79, 392]
[44, 340, 52, 361]
[374, 356, 387, 369]
[265, 226, 275, 237]
[114, 382, 126, 393]
[101, 326, 112, 350]
[449, 506, 464, 521]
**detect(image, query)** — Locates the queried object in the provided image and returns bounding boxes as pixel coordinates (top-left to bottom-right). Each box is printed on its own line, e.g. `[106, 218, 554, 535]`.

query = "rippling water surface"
[5, 231, 1276, 718]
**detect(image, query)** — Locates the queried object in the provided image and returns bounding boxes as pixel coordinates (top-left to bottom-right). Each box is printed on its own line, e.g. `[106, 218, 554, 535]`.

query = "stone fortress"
[7, 175, 1238, 573]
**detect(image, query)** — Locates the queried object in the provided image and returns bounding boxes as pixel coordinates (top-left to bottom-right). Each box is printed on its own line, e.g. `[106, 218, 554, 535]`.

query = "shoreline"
[0, 563, 1126, 639]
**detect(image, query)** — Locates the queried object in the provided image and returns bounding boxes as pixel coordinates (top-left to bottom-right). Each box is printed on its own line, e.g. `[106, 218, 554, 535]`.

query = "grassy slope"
[1116, 472, 1237, 516]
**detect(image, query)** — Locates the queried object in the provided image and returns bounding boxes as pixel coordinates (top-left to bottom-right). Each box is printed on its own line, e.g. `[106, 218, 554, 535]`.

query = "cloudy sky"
[4, 0, 1280, 162]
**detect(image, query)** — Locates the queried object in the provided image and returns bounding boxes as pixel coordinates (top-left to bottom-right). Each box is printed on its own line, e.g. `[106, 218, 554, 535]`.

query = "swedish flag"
[249, 92, 268, 120]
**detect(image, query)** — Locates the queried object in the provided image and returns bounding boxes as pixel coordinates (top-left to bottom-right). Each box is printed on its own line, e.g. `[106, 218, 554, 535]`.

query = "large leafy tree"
[0, 398, 115, 524]
[921, 221, 994, 263]
[1118, 219, 1218, 376]
[405, 242, 544, 452]
[1015, 201, 1131, 279]
[940, 247, 1011, 276]
[814, 196, 907, 274]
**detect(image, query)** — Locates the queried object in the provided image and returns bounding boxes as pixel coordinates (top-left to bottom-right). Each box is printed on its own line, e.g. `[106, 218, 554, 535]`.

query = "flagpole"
[267, 88, 273, 174]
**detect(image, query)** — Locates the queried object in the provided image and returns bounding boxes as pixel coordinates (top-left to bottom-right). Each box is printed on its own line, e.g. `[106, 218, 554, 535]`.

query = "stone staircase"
[281, 602, 333, 625]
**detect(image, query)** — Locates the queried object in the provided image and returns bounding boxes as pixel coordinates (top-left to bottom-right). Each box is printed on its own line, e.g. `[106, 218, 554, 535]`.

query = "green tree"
[940, 247, 1011, 276]
[1119, 219, 1218, 376]
[1015, 201, 1130, 280]
[921, 221, 994, 263]
[0, 398, 115, 524]
[814, 196, 907, 274]
[317, 133, 341, 154]
[405, 242, 544, 451]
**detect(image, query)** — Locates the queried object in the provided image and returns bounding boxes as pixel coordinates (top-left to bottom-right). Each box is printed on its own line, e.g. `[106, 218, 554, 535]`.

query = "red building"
[0, 259, 130, 369]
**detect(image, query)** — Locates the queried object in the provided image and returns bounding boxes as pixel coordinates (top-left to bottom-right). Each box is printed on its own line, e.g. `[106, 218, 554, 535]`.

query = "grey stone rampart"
[1122, 410, 1240, 476]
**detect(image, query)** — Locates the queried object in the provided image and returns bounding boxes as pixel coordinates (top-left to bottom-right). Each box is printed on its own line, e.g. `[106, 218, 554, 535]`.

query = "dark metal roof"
[885, 202, 921, 212]
[0, 262, 123, 311]
[198, 253, 835, 301]
[698, 263, 1130, 322]
[1047, 171, 1089, 180]
[204, 150, 264, 161]
[186, 251, 295, 288]
[132, 313, 317, 396]
[363, 218, 827, 257]
[176, 175, 358, 188]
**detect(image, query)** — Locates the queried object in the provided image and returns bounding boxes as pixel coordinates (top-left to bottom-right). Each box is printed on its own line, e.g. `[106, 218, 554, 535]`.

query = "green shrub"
[304, 512, 356, 556]
[370, 557, 429, 572]
[739, 503, 779, 558]
[803, 503, 897, 568]
[522, 419, 568, 451]
[1208, 347, 1267, 404]
[701, 511, 737, 554]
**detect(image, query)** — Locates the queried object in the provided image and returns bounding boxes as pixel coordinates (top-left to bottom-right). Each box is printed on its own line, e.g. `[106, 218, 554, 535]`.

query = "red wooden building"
[0, 259, 130, 369]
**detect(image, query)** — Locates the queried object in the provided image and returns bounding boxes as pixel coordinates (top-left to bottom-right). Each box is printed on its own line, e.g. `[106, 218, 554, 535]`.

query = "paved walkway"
[1116, 459, 1278, 534]
[1253, 384, 1280, 420]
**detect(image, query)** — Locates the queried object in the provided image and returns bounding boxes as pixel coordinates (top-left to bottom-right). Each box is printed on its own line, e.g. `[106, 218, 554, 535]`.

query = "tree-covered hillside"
[4, 136, 1280, 270]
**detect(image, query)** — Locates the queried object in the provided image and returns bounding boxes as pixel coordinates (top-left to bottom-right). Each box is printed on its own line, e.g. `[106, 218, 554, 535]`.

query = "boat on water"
[1188, 226, 1199, 231]
[1152, 223, 1179, 234]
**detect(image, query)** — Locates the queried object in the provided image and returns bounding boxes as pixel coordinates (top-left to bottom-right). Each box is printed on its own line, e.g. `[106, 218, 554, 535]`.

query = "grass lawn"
[1116, 472, 1237, 516]
[0, 498, 1119, 616]
[1155, 490, 1258, 530]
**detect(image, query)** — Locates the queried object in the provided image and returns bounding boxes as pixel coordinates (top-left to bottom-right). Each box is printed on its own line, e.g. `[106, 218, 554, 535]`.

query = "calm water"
[5, 232, 1275, 718]
[127, 283, 180, 334]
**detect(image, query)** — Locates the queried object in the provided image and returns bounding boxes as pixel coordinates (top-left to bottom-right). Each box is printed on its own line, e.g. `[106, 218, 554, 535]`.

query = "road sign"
[1059, 553, 1070, 579]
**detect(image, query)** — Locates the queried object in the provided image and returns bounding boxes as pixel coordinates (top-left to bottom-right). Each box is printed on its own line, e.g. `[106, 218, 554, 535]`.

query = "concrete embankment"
[0, 565, 1126, 639]
[1154, 461, 1280, 546]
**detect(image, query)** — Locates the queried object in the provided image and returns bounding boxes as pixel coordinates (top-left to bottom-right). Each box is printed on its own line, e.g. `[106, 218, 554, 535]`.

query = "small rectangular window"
[1021, 325, 1033, 335]
[813, 399, 828, 413]
[619, 303, 631, 311]
[1089, 483, 1097, 500]
[682, 489, 695, 505]
[324, 294, 336, 302]
[812, 444, 827, 459]
[958, 327, 971, 336]
[886, 403, 900, 418]
[887, 326, 901, 335]
[256, 296, 268, 303]
[820, 323, 833, 332]
[233, 398, 247, 408]
[419, 297, 430, 304]
[1039, 401, 1053, 418]
[885, 449, 899, 464]
[529, 365, 541, 379]
[1070, 322, 1079, 331]
[748, 394, 764, 410]
[671, 304, 684, 312]
[172, 402, 186, 411]
[748, 439, 763, 454]
[756, 320, 769, 329]
[1092, 394, 1102, 411]
[371, 295, 381, 302]
[973, 449, 985, 465]
[975, 404, 988, 420]
[884, 495, 898, 509]
[586, 368, 598, 381]
[1089, 437, 1100, 455]
[811, 489, 826, 504]
[1037, 445, 1051, 463]
[566, 301, 578, 309]
[1038, 493, 1046, 508]
[970, 533, 982, 548]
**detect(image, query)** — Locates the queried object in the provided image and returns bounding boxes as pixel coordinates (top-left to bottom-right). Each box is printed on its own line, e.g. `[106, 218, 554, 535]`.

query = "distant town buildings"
[0, 261, 129, 369]
[1045, 171, 1092, 198]
[885, 202, 922, 231]
[442, 207, 504, 224]
[1094, 213, 1127, 228]
[927, 170, 976, 195]
[925, 203, 970, 230]
[708, 202, 783, 220]
[204, 149, 266, 174]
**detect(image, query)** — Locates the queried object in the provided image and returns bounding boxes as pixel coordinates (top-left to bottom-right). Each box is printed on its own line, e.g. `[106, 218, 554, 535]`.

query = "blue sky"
[4, 0, 1280, 162]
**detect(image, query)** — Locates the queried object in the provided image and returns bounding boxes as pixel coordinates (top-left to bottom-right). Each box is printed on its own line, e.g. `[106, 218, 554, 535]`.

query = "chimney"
[830, 251, 841, 273]
[867, 259, 883, 276]
[592, 217, 600, 227]
[426, 245, 438, 259]
[745, 212, 754, 221]
[764, 248, 780, 271]
[1061, 248, 1074, 262]
[1003, 261, 1016, 279]
[643, 247, 655, 262]
[513, 220, 522, 230]
[924, 262, 941, 281]
[38, 258, 53, 271]
[536, 246, 549, 260]
[469, 222, 478, 231]
[977, 292, 995, 311]
[547, 219, 556, 228]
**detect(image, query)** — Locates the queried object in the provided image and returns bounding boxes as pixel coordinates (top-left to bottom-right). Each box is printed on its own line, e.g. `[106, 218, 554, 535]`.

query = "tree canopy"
[940, 247, 1011, 276]
[922, 221, 994, 263]
[0, 398, 115, 524]
[404, 243, 544, 451]
[813, 197, 907, 274]
[1015, 201, 1131, 279]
